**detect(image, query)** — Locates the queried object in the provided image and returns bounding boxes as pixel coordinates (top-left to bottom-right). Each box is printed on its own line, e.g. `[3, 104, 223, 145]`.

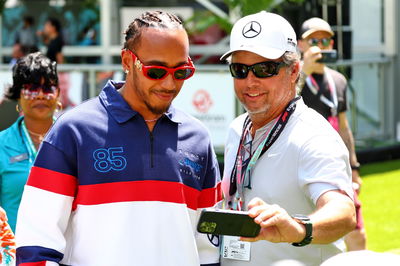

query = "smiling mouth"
[245, 92, 266, 98]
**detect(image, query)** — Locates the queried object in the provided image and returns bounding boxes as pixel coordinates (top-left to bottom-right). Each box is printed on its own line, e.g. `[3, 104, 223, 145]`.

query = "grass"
[359, 159, 400, 253]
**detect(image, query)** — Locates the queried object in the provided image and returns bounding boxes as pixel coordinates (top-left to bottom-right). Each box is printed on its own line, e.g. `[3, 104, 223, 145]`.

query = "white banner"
[173, 72, 236, 149]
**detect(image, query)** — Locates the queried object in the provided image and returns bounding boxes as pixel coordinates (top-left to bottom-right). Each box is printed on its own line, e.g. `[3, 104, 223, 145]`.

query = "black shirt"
[301, 67, 348, 120]
[46, 35, 63, 62]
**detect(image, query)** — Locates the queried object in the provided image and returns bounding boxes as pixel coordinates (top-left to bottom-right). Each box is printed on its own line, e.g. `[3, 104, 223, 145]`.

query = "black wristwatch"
[351, 162, 361, 171]
[291, 214, 313, 247]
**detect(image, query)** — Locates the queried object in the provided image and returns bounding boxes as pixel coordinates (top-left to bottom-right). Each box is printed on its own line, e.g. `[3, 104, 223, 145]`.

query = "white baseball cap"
[220, 11, 297, 61]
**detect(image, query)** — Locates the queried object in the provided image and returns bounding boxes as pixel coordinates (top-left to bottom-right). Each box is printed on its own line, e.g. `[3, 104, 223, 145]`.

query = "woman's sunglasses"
[307, 38, 331, 47]
[229, 61, 287, 79]
[127, 49, 195, 81]
[21, 84, 58, 100]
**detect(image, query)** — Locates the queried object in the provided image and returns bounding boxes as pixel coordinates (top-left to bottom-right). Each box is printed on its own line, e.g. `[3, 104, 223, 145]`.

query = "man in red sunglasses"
[298, 17, 366, 252]
[16, 11, 221, 266]
[220, 11, 355, 266]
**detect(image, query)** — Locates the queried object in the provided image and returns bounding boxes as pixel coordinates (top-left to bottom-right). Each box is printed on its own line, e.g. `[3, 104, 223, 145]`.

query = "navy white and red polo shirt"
[16, 80, 222, 266]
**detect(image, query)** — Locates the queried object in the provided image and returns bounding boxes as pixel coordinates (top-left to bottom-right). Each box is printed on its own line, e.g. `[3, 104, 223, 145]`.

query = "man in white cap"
[298, 17, 366, 251]
[220, 11, 356, 265]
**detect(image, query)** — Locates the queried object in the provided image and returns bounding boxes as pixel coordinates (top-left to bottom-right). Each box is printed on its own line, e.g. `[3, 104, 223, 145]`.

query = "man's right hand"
[240, 197, 307, 244]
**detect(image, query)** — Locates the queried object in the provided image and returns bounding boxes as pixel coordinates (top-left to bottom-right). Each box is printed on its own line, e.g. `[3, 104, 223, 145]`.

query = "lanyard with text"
[227, 96, 300, 210]
[305, 67, 337, 116]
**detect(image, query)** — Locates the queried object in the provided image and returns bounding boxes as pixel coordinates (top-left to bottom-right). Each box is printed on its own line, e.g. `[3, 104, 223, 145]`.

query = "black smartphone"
[197, 208, 261, 237]
[317, 50, 338, 63]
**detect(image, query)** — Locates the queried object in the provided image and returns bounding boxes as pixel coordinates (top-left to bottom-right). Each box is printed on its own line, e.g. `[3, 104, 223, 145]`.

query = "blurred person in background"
[38, 17, 64, 63]
[9, 43, 26, 67]
[0, 52, 61, 233]
[298, 17, 366, 251]
[10, 43, 39, 66]
[15, 15, 38, 48]
[15, 11, 221, 266]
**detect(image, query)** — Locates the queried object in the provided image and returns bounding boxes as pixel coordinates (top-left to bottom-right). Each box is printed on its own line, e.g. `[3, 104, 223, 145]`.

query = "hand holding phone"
[317, 50, 337, 63]
[197, 208, 261, 237]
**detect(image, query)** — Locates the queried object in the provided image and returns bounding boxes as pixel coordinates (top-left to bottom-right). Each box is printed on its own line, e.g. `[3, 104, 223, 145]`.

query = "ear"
[290, 61, 300, 83]
[329, 39, 334, 49]
[121, 50, 132, 72]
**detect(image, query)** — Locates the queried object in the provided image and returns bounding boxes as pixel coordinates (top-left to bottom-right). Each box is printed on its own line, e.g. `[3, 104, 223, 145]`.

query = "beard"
[242, 102, 271, 116]
[143, 98, 171, 115]
[130, 72, 177, 116]
[136, 86, 174, 115]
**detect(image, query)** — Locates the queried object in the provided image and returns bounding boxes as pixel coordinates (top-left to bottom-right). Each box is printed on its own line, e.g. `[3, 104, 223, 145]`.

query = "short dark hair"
[123, 10, 183, 51]
[47, 17, 62, 33]
[5, 52, 58, 101]
[24, 15, 34, 26]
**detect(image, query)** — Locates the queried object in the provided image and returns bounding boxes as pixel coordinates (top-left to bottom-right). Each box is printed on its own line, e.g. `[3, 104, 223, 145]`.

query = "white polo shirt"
[222, 98, 353, 266]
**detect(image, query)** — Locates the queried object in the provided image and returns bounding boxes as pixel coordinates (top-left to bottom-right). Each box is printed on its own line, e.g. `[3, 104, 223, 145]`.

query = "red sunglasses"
[126, 49, 195, 81]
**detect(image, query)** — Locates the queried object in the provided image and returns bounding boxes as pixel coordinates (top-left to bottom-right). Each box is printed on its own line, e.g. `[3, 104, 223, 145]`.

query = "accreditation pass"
[222, 236, 251, 261]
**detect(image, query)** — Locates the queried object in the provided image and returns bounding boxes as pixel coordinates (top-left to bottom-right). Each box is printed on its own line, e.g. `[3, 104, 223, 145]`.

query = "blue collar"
[99, 80, 183, 124]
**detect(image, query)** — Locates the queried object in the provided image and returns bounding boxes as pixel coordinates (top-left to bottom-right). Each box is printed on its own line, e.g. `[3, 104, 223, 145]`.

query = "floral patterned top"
[0, 208, 15, 265]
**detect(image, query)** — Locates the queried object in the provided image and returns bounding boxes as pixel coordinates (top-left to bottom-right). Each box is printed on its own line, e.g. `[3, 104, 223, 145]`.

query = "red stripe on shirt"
[18, 262, 47, 266]
[27, 166, 77, 197]
[74, 180, 221, 210]
[198, 181, 222, 208]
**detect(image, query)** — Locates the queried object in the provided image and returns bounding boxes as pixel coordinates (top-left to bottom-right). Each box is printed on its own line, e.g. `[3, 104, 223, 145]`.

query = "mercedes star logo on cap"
[242, 21, 261, 38]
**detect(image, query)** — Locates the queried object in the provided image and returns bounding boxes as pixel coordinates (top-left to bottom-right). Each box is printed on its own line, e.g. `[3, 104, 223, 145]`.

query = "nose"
[245, 70, 261, 86]
[317, 42, 326, 49]
[159, 72, 177, 90]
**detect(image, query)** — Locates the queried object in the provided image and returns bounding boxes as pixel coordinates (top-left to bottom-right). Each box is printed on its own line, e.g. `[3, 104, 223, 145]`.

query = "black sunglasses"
[229, 61, 287, 79]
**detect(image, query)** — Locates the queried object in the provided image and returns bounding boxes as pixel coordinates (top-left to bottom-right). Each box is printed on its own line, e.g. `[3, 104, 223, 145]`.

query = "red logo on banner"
[193, 89, 213, 113]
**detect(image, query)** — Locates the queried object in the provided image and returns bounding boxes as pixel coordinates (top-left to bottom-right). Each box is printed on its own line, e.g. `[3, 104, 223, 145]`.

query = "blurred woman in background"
[0, 52, 61, 233]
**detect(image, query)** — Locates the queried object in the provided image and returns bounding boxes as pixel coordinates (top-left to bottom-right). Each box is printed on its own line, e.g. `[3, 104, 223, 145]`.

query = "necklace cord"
[26, 129, 45, 138]
[144, 114, 163, 123]
[144, 118, 159, 122]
